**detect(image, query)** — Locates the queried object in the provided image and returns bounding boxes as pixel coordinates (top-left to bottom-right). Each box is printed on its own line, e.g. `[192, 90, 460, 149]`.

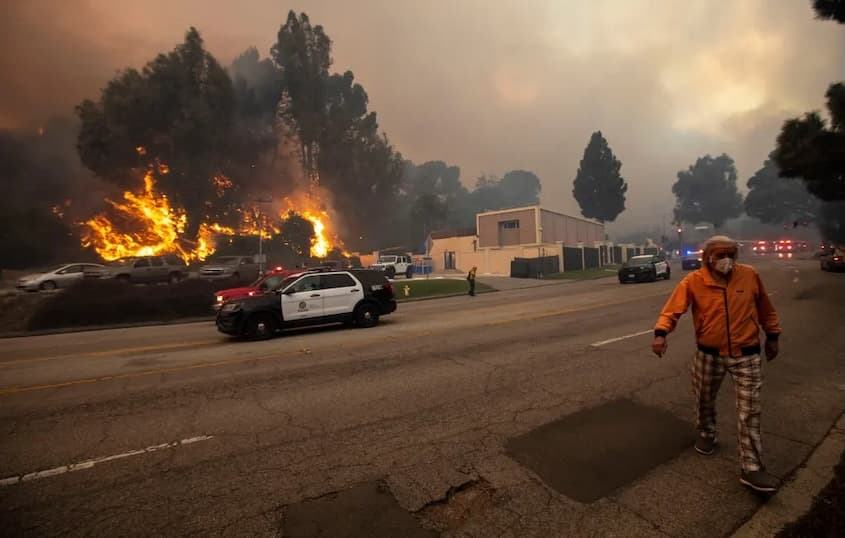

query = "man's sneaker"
[694, 433, 717, 455]
[740, 470, 780, 493]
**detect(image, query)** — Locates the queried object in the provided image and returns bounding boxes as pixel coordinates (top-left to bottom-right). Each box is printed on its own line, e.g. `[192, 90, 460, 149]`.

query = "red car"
[213, 267, 303, 310]
[775, 239, 795, 253]
[751, 240, 772, 254]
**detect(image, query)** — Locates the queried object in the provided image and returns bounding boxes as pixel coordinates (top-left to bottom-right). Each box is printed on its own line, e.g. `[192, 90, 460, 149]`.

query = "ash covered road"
[1, 260, 843, 536]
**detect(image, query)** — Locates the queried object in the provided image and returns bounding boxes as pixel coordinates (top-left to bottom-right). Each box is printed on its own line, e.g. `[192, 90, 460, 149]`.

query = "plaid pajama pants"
[691, 350, 764, 472]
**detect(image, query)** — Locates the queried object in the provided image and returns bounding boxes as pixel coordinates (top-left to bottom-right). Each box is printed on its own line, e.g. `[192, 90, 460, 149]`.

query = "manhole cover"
[284, 481, 436, 537]
[506, 399, 691, 502]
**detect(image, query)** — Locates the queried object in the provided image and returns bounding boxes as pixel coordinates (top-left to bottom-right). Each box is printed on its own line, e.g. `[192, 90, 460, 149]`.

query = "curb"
[397, 289, 497, 303]
[732, 412, 845, 537]
[0, 287, 501, 337]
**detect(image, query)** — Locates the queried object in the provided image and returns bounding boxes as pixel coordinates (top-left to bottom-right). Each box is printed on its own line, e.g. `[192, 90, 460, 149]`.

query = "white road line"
[591, 329, 653, 347]
[0, 435, 213, 487]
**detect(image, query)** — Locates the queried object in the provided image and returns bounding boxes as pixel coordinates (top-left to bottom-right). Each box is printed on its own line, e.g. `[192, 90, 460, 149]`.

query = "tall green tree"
[745, 156, 818, 225]
[76, 28, 239, 235]
[500, 170, 542, 207]
[774, 83, 845, 203]
[813, 0, 845, 23]
[672, 154, 743, 229]
[271, 11, 404, 252]
[572, 131, 627, 222]
[271, 11, 332, 180]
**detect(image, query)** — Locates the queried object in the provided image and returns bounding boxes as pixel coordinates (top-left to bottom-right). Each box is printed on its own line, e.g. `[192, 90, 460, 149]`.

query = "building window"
[499, 220, 519, 229]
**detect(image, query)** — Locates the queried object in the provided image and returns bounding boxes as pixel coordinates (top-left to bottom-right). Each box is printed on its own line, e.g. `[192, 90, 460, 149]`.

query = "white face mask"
[713, 257, 734, 274]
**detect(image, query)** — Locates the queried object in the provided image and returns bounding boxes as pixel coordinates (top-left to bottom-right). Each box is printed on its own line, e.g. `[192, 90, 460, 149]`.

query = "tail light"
[834, 256, 842, 262]
[383, 281, 394, 298]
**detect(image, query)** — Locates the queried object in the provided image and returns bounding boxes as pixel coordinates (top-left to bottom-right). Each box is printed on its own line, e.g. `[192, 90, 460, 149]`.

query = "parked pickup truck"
[93, 255, 188, 284]
[199, 255, 260, 282]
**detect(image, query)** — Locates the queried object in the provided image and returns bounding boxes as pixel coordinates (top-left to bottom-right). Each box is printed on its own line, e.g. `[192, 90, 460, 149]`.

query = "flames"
[281, 195, 334, 258]
[82, 169, 201, 261]
[81, 162, 344, 262]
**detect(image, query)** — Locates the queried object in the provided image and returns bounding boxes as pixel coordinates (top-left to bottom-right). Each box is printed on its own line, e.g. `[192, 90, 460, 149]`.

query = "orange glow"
[280, 192, 345, 258]
[80, 165, 347, 262]
[212, 175, 234, 198]
[81, 170, 213, 261]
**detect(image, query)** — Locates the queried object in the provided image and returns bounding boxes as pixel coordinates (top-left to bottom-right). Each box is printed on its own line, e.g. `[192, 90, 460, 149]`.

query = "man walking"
[467, 266, 477, 296]
[652, 235, 782, 492]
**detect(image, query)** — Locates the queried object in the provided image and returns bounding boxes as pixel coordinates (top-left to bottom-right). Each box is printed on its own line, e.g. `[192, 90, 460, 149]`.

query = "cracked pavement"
[0, 259, 843, 536]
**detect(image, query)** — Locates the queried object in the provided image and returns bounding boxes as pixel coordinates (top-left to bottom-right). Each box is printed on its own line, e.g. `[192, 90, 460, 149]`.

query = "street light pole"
[251, 197, 273, 275]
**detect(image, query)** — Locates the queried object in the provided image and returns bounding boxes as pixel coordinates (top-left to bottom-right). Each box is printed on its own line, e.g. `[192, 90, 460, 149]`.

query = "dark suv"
[98, 255, 188, 284]
[618, 254, 671, 283]
[216, 269, 397, 339]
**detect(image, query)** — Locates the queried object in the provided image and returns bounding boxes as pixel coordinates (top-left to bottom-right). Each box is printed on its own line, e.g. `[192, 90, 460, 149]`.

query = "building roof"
[475, 205, 604, 227]
[428, 228, 477, 240]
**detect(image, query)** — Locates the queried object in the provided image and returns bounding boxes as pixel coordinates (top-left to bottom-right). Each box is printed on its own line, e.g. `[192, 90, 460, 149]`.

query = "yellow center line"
[1, 339, 221, 367]
[0, 290, 671, 396]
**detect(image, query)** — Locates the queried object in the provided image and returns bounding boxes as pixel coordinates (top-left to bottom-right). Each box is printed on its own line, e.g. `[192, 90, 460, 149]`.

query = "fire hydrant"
[403, 285, 411, 297]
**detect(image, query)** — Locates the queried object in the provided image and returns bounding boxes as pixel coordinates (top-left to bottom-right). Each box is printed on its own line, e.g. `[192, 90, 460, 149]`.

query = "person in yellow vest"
[467, 266, 477, 296]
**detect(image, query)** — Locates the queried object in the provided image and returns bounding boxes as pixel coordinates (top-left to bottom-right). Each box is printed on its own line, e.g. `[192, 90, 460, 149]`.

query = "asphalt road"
[0, 259, 843, 536]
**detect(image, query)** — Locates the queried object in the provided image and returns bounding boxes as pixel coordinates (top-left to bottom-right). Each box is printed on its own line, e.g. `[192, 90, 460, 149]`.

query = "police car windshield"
[628, 256, 654, 266]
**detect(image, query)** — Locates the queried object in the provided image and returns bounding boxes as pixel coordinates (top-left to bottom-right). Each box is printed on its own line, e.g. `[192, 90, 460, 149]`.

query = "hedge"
[27, 279, 220, 331]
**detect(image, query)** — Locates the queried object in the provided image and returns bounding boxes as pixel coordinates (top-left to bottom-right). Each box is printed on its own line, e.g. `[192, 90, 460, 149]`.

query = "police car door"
[320, 272, 363, 317]
[654, 255, 668, 276]
[281, 274, 325, 321]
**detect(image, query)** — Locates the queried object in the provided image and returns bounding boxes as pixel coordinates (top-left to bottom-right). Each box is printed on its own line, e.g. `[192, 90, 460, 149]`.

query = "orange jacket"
[654, 263, 781, 357]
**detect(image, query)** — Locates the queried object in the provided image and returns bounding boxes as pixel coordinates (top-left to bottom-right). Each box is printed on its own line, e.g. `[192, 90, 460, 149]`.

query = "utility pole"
[251, 197, 273, 275]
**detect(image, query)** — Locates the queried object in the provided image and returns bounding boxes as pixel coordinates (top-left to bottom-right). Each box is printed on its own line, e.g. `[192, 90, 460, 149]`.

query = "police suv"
[618, 254, 671, 283]
[216, 269, 397, 340]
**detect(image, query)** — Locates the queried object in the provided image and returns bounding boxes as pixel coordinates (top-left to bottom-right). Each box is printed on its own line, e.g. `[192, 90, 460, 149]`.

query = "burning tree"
[76, 28, 243, 237]
[74, 24, 352, 262]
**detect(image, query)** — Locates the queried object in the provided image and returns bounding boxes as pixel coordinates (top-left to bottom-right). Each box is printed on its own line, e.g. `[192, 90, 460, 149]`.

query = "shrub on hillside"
[27, 279, 221, 331]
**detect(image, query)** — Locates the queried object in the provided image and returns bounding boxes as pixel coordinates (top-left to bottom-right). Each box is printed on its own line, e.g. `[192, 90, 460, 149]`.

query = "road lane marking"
[591, 329, 653, 347]
[2, 339, 221, 366]
[0, 435, 213, 487]
[485, 290, 669, 326]
[0, 290, 673, 395]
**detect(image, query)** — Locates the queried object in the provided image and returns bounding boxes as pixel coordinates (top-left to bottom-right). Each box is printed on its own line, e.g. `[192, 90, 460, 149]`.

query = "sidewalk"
[476, 275, 572, 291]
[733, 413, 845, 537]
[403, 273, 570, 292]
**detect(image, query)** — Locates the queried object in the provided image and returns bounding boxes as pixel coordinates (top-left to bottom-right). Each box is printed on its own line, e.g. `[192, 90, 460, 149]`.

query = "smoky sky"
[1, 0, 844, 234]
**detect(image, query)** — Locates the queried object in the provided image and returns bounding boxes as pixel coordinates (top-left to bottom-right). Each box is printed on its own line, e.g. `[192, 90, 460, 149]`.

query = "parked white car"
[370, 255, 414, 279]
[16, 263, 105, 291]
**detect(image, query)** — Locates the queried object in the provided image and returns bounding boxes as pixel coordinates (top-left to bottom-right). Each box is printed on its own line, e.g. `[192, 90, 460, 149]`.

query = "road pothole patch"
[416, 479, 496, 532]
[506, 398, 691, 503]
[283, 481, 436, 537]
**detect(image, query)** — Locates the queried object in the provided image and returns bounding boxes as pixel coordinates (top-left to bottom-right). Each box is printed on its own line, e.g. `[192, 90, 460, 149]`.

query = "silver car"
[16, 263, 105, 291]
[199, 255, 259, 282]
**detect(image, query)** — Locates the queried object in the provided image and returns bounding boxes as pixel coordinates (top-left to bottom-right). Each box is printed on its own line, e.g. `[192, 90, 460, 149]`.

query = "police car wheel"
[246, 314, 276, 340]
[355, 303, 380, 328]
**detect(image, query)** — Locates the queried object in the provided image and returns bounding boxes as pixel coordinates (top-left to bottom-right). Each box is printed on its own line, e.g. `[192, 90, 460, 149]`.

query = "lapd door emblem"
[298, 301, 307, 311]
